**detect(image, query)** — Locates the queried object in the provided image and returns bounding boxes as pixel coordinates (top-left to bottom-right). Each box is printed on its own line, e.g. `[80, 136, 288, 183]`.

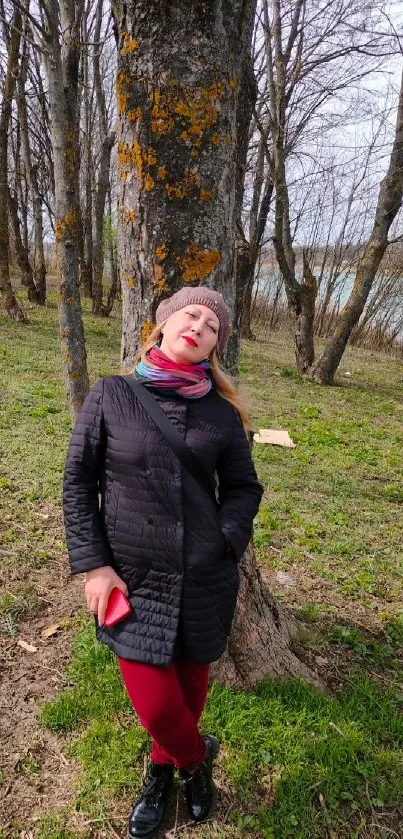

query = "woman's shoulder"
[86, 375, 136, 406]
[202, 388, 240, 425]
[96, 374, 133, 393]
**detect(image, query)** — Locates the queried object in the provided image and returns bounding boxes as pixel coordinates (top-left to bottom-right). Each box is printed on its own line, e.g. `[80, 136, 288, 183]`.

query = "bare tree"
[91, 0, 116, 316]
[0, 4, 27, 322]
[312, 69, 403, 382]
[17, 19, 47, 305]
[259, 0, 397, 374]
[7, 184, 37, 298]
[36, 0, 89, 417]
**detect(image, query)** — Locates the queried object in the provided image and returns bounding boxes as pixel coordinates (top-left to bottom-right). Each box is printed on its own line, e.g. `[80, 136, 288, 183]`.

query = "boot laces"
[193, 761, 211, 800]
[143, 772, 167, 807]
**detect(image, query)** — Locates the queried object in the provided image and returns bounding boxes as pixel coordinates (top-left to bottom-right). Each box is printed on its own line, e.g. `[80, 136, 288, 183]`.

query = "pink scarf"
[135, 346, 212, 398]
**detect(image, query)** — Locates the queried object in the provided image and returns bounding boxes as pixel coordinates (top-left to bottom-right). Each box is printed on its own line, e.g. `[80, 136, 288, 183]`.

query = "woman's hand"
[85, 566, 128, 625]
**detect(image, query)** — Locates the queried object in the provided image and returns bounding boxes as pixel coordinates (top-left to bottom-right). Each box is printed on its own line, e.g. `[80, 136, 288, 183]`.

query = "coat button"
[177, 521, 183, 528]
[148, 517, 154, 525]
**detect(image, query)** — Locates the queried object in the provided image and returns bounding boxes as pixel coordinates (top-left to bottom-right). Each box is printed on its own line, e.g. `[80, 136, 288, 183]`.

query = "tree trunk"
[293, 251, 317, 374]
[7, 186, 38, 302]
[18, 38, 47, 305]
[115, 0, 318, 686]
[81, 77, 93, 299]
[91, 0, 115, 317]
[231, 12, 258, 367]
[241, 119, 273, 341]
[103, 184, 119, 313]
[0, 7, 27, 323]
[211, 545, 321, 688]
[115, 0, 253, 368]
[240, 261, 256, 341]
[312, 69, 403, 385]
[42, 0, 89, 418]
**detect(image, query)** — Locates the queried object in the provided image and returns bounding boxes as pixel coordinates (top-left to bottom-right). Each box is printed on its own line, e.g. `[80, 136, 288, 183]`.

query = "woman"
[63, 286, 263, 838]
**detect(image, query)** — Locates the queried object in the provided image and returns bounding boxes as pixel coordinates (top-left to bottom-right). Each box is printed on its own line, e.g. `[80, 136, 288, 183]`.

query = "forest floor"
[1, 292, 403, 839]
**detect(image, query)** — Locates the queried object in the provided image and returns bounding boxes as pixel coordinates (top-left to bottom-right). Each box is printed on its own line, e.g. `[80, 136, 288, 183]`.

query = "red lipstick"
[182, 336, 198, 347]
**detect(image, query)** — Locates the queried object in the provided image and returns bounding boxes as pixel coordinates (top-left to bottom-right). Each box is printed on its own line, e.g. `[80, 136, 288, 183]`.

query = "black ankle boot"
[180, 735, 220, 823]
[128, 761, 174, 838]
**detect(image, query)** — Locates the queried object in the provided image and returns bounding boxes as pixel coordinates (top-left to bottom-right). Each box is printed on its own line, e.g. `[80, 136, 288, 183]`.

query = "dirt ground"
[0, 502, 86, 836]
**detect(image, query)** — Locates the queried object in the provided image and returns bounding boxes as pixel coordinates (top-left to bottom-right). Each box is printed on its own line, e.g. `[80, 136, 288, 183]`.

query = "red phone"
[104, 587, 131, 627]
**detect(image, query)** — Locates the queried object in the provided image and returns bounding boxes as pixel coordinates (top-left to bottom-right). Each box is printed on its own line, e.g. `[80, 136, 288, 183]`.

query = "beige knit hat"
[156, 286, 231, 356]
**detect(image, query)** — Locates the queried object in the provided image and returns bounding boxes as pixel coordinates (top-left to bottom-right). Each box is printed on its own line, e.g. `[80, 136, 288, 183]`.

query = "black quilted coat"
[63, 376, 263, 666]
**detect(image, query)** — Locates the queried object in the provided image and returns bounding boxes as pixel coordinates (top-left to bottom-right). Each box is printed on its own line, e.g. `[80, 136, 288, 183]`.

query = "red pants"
[119, 657, 210, 771]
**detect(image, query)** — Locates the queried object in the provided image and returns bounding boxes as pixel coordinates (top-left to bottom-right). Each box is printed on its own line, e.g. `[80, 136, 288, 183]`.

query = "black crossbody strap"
[125, 377, 215, 500]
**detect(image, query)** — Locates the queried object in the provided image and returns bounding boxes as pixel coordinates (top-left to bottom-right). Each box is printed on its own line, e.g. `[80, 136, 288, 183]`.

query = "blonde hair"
[129, 323, 253, 432]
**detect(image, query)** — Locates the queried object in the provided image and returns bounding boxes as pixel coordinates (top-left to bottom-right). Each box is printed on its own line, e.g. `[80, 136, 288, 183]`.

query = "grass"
[244, 332, 403, 622]
[39, 623, 403, 838]
[2, 291, 403, 837]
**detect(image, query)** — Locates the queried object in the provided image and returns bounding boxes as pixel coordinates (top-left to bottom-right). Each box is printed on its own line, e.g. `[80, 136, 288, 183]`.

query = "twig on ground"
[164, 819, 196, 837]
[366, 780, 400, 838]
[32, 661, 69, 682]
[106, 820, 122, 839]
[42, 743, 69, 765]
[318, 792, 337, 839]
[329, 721, 347, 739]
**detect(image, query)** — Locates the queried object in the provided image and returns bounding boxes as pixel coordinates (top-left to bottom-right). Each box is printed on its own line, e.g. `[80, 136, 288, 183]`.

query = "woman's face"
[159, 304, 219, 364]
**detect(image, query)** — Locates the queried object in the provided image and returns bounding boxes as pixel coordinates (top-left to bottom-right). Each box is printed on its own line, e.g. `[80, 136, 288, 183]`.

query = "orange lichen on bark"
[123, 207, 136, 224]
[176, 94, 218, 139]
[165, 169, 200, 200]
[152, 264, 167, 294]
[229, 77, 237, 90]
[120, 32, 138, 56]
[151, 90, 175, 135]
[117, 142, 135, 167]
[155, 243, 168, 261]
[145, 174, 155, 191]
[157, 165, 167, 180]
[141, 320, 155, 343]
[132, 141, 144, 183]
[118, 204, 136, 224]
[116, 71, 131, 115]
[211, 132, 222, 145]
[127, 107, 142, 121]
[118, 141, 158, 190]
[199, 188, 215, 201]
[177, 242, 221, 282]
[121, 274, 136, 289]
[55, 209, 78, 242]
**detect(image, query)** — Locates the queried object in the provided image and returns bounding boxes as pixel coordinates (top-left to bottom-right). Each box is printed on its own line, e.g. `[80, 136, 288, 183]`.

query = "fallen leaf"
[17, 640, 37, 653]
[41, 623, 61, 639]
[254, 428, 296, 448]
[276, 570, 298, 587]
